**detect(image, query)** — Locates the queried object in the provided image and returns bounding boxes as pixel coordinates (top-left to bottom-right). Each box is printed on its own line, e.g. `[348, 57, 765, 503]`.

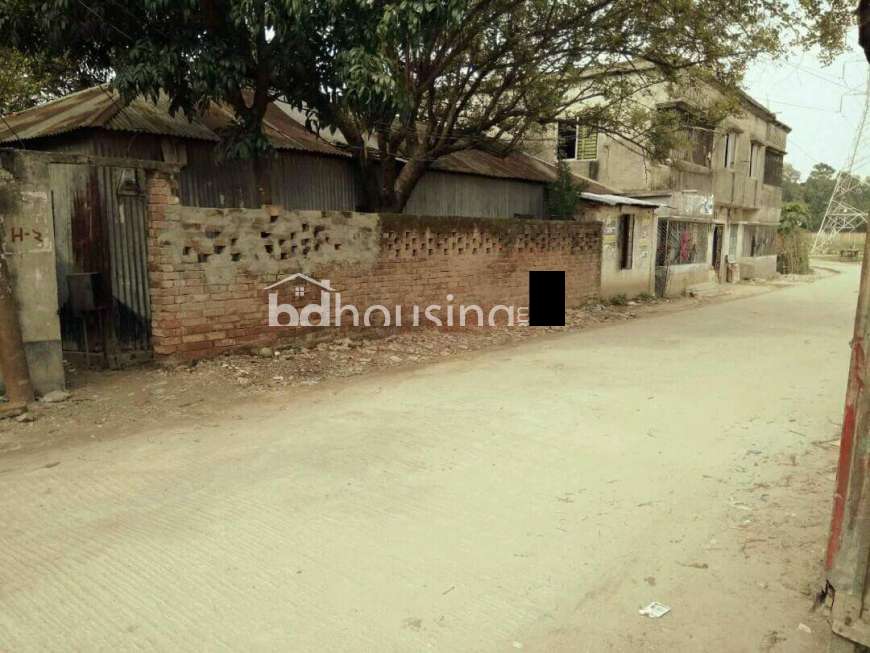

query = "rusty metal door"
[51, 163, 151, 366]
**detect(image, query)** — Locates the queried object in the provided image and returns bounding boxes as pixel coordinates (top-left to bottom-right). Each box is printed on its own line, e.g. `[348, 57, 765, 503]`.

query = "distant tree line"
[782, 162, 870, 232]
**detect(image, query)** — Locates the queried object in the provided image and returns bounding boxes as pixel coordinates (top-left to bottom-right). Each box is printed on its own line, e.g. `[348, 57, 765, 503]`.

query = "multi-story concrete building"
[529, 70, 790, 296]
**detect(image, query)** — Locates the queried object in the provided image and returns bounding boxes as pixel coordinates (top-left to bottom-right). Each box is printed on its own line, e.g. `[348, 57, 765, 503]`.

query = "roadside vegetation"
[777, 203, 812, 274]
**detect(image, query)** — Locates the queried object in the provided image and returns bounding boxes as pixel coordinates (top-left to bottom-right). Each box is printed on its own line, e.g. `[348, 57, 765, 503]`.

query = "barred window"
[763, 150, 784, 186]
[656, 220, 709, 266]
[742, 225, 777, 256]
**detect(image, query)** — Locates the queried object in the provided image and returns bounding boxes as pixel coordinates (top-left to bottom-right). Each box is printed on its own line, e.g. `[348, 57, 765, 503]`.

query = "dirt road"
[0, 265, 859, 652]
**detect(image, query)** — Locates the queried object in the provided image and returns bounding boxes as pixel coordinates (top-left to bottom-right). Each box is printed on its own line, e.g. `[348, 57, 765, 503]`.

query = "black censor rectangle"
[528, 271, 566, 327]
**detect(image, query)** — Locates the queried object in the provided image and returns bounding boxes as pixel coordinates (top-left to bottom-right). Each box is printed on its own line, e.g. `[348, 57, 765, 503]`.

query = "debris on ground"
[638, 602, 671, 619]
[0, 402, 26, 420]
[40, 390, 70, 403]
[0, 289, 781, 454]
[797, 623, 812, 634]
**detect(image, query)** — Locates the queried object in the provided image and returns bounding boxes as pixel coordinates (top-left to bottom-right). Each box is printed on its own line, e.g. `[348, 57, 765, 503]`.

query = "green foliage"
[776, 202, 811, 274]
[0, 48, 103, 114]
[779, 202, 811, 232]
[780, 164, 870, 233]
[0, 0, 857, 211]
[546, 162, 586, 219]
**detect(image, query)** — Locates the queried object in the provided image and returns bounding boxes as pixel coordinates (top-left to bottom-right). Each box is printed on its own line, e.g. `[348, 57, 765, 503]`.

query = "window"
[724, 132, 738, 169]
[556, 122, 598, 160]
[654, 106, 713, 167]
[656, 220, 709, 266]
[687, 128, 713, 167]
[557, 121, 577, 160]
[577, 126, 598, 160]
[618, 214, 634, 270]
[749, 142, 763, 178]
[763, 150, 784, 186]
[742, 225, 776, 256]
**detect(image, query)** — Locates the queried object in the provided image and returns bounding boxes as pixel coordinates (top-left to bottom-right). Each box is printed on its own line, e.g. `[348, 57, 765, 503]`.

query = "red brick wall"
[146, 172, 601, 360]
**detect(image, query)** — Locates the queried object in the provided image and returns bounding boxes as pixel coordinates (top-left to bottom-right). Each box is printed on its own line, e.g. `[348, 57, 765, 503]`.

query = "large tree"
[0, 47, 105, 114]
[1, 0, 328, 204]
[1, 0, 856, 211]
[301, 0, 854, 211]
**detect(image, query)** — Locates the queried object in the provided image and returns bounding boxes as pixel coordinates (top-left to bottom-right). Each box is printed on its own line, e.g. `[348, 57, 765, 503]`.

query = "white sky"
[743, 29, 869, 180]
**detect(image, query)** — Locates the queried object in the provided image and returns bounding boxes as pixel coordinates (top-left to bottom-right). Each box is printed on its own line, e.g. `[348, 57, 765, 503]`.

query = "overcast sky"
[743, 29, 868, 181]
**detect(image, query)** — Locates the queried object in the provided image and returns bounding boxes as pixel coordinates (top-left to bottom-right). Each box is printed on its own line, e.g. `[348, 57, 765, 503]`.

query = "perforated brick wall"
[146, 172, 602, 359]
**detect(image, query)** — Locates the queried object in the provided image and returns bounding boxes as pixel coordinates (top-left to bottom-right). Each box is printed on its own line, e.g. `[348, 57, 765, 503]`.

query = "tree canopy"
[0, 0, 856, 210]
[0, 47, 105, 115]
[781, 162, 870, 232]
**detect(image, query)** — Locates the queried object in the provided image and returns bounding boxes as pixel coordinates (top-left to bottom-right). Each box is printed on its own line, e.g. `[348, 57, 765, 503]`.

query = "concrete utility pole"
[825, 16, 870, 652]
[0, 226, 33, 407]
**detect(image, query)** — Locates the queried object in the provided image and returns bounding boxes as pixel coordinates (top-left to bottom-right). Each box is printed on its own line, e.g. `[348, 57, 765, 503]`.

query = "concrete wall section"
[664, 263, 717, 297]
[738, 255, 777, 280]
[576, 203, 656, 298]
[0, 151, 65, 394]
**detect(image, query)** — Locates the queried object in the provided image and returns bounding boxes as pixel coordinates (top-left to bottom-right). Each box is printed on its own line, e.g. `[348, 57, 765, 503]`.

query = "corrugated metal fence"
[51, 162, 151, 365]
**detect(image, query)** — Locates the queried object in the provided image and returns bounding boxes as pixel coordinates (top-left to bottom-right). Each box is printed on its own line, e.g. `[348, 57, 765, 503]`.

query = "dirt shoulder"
[0, 268, 837, 459]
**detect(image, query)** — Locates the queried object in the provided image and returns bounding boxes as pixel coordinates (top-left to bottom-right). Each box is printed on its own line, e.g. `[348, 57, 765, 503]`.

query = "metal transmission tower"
[812, 70, 870, 255]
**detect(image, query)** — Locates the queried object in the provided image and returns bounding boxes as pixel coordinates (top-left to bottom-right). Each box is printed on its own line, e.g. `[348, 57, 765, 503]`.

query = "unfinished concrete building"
[529, 68, 790, 296]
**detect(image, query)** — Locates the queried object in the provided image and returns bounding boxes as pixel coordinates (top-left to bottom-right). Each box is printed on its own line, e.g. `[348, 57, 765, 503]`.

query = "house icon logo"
[265, 273, 338, 327]
[264, 273, 336, 300]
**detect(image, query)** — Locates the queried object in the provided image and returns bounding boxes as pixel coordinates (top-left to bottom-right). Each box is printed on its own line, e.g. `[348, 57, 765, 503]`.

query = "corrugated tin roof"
[430, 149, 557, 183]
[580, 192, 662, 207]
[0, 86, 348, 157]
[273, 103, 617, 186]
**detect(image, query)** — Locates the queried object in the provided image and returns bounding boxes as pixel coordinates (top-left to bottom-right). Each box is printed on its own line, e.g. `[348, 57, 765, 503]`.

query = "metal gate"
[50, 163, 151, 367]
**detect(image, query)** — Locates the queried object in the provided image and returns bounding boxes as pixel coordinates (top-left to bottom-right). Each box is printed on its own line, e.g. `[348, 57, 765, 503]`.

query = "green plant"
[610, 294, 628, 306]
[546, 161, 586, 219]
[776, 204, 811, 274]
[636, 292, 655, 302]
[2, 0, 855, 212]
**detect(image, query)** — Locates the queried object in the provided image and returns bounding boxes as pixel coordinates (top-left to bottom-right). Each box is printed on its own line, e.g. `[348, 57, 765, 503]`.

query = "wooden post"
[0, 227, 33, 406]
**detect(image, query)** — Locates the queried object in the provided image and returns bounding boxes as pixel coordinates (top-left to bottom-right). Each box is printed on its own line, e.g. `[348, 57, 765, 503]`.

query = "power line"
[812, 69, 870, 254]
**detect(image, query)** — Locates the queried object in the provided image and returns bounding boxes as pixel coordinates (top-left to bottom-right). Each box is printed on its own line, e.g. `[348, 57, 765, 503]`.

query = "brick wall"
[147, 172, 601, 359]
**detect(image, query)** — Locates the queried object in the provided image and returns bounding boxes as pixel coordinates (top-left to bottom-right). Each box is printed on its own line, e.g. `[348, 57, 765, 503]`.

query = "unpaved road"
[0, 264, 859, 652]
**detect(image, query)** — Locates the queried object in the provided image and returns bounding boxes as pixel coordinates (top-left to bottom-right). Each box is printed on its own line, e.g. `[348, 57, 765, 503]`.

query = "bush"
[777, 203, 811, 274]
[546, 161, 586, 219]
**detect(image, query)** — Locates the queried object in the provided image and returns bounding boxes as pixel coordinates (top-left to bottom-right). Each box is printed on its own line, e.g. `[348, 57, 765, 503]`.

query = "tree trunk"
[354, 156, 389, 213]
[0, 234, 33, 405]
[353, 153, 432, 214]
[391, 158, 430, 213]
